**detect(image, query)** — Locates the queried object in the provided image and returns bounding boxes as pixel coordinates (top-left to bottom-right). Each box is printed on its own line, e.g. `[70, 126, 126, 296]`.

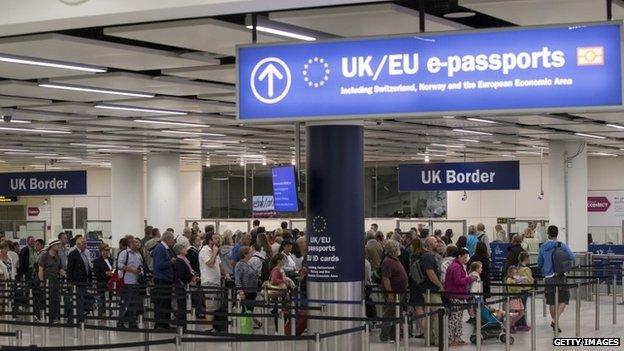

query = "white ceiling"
[0, 1, 622, 171]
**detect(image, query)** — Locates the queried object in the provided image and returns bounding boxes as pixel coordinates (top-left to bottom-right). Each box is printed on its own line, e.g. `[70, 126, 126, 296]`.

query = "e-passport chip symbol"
[577, 46, 605, 66]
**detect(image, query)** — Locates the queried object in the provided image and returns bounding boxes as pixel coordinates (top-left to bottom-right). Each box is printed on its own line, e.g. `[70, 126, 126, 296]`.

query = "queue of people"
[367, 223, 575, 347]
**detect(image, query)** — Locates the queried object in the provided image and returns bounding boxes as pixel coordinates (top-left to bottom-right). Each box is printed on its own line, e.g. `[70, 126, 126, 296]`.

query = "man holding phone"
[199, 234, 223, 333]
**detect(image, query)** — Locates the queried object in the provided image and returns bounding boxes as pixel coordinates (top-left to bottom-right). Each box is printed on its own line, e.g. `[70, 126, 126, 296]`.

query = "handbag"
[109, 251, 129, 294]
[261, 281, 287, 299]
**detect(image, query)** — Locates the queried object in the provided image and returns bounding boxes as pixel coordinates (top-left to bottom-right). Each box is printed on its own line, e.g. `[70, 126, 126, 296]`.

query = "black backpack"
[254, 253, 271, 282]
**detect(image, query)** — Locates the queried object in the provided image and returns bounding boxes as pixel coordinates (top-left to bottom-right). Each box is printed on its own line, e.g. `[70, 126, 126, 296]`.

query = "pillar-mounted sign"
[238, 22, 622, 122]
[0, 171, 87, 196]
[398, 161, 520, 191]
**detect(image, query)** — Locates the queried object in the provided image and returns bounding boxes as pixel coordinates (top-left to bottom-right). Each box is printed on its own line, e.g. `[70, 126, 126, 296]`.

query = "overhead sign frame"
[237, 20, 624, 123]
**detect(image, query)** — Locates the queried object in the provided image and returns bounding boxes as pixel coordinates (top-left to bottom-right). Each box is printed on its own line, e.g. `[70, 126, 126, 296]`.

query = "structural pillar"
[146, 153, 181, 233]
[306, 123, 364, 351]
[111, 154, 144, 247]
[548, 141, 588, 251]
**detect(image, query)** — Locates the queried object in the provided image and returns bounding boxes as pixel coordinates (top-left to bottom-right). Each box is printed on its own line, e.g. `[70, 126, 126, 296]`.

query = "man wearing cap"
[67, 236, 92, 323]
[38, 239, 64, 322]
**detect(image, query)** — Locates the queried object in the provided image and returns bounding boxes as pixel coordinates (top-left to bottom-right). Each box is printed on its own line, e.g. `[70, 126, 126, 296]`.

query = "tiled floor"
[4, 295, 623, 350]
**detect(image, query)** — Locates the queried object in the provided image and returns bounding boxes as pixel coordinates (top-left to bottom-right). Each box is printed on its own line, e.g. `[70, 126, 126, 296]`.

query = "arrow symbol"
[258, 63, 284, 98]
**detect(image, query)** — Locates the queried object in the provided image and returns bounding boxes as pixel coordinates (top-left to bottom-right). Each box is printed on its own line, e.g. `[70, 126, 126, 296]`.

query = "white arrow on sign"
[258, 63, 284, 98]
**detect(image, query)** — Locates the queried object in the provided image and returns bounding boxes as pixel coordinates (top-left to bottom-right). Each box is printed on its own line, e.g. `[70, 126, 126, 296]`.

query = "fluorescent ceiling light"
[443, 11, 476, 18]
[0, 53, 106, 73]
[70, 143, 129, 149]
[431, 143, 465, 148]
[227, 154, 265, 159]
[246, 25, 316, 41]
[201, 144, 225, 149]
[134, 119, 208, 128]
[38, 83, 154, 98]
[0, 126, 70, 134]
[4, 119, 31, 124]
[6, 152, 58, 156]
[467, 117, 497, 124]
[96, 149, 147, 154]
[591, 152, 618, 156]
[164, 130, 226, 137]
[0, 148, 28, 152]
[95, 104, 187, 116]
[453, 129, 493, 136]
[574, 132, 606, 139]
[442, 115, 455, 119]
[458, 138, 479, 143]
[516, 150, 541, 155]
[501, 154, 515, 158]
[606, 124, 624, 130]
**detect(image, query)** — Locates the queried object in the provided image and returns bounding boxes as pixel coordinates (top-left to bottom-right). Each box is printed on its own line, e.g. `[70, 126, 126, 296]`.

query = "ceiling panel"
[459, 0, 614, 26]
[24, 102, 171, 117]
[544, 124, 612, 133]
[50, 72, 233, 96]
[0, 80, 138, 102]
[112, 97, 235, 114]
[163, 64, 236, 84]
[105, 18, 282, 57]
[580, 112, 624, 124]
[198, 93, 237, 103]
[0, 95, 51, 107]
[493, 114, 580, 125]
[0, 61, 99, 80]
[0, 33, 207, 70]
[270, 3, 468, 37]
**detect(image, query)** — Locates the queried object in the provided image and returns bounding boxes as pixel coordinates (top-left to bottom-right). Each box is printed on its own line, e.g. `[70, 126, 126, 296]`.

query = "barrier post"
[403, 312, 409, 351]
[28, 288, 34, 345]
[263, 284, 269, 335]
[290, 292, 296, 351]
[227, 289, 233, 351]
[42, 280, 48, 347]
[80, 321, 85, 346]
[476, 299, 482, 351]
[425, 290, 430, 347]
[575, 283, 581, 337]
[94, 298, 99, 343]
[613, 274, 617, 325]
[15, 329, 22, 347]
[504, 296, 510, 351]
[530, 290, 536, 351]
[442, 308, 448, 351]
[542, 290, 547, 318]
[175, 334, 181, 351]
[595, 280, 600, 331]
[394, 294, 400, 351]
[554, 286, 560, 337]
[60, 294, 66, 346]
[73, 285, 78, 339]
[365, 323, 370, 351]
[314, 332, 321, 351]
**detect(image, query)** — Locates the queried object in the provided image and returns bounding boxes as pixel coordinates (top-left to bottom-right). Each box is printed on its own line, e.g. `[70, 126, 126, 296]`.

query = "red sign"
[588, 197, 611, 212]
[27, 207, 40, 216]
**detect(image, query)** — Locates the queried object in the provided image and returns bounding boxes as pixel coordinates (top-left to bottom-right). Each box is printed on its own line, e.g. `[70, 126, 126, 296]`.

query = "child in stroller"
[470, 299, 515, 345]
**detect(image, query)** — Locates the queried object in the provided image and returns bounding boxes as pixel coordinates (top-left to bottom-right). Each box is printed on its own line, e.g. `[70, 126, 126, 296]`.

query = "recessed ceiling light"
[453, 128, 493, 136]
[431, 143, 465, 148]
[591, 152, 618, 156]
[39, 83, 155, 98]
[4, 119, 31, 124]
[574, 132, 606, 139]
[0, 53, 106, 73]
[246, 25, 316, 41]
[134, 119, 209, 128]
[164, 130, 226, 137]
[467, 117, 497, 124]
[606, 124, 624, 130]
[0, 126, 70, 134]
[443, 11, 477, 19]
[95, 104, 187, 116]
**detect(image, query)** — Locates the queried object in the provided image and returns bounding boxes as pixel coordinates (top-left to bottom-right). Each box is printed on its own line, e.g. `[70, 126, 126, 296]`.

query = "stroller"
[469, 298, 514, 345]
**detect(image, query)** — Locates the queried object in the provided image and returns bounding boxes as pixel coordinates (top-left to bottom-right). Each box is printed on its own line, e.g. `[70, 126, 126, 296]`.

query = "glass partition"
[509, 219, 549, 242]
[431, 219, 467, 237]
[216, 220, 250, 234]
[258, 219, 286, 232]
[365, 218, 399, 234]
[85, 220, 111, 241]
[184, 219, 218, 233]
[588, 226, 622, 244]
[397, 219, 430, 233]
[2, 220, 46, 241]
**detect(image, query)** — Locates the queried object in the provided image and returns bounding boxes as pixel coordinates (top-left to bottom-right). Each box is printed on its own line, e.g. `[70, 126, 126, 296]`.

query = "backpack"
[466, 234, 478, 256]
[254, 253, 271, 282]
[409, 254, 425, 285]
[552, 242, 574, 274]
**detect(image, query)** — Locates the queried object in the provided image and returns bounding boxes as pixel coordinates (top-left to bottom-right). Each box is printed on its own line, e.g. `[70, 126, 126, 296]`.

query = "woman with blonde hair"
[220, 231, 233, 278]
[522, 228, 539, 253]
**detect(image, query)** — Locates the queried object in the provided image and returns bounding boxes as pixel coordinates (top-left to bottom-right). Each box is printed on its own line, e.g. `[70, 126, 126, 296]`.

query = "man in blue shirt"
[538, 225, 575, 332]
[152, 231, 176, 329]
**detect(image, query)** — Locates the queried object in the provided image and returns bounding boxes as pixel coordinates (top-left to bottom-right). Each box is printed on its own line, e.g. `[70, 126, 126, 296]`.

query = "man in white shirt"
[199, 234, 221, 332]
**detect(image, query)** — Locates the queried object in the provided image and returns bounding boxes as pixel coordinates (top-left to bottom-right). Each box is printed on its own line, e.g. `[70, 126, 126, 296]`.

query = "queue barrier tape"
[0, 337, 176, 351]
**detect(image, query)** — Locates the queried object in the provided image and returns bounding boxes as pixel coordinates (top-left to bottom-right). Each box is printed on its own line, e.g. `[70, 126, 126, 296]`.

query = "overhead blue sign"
[238, 22, 622, 121]
[398, 161, 520, 191]
[271, 166, 299, 212]
[0, 171, 87, 196]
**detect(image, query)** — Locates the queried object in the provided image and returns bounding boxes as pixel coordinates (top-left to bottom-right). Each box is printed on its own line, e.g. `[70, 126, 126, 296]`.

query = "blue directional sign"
[238, 22, 622, 121]
[398, 161, 520, 191]
[0, 171, 87, 196]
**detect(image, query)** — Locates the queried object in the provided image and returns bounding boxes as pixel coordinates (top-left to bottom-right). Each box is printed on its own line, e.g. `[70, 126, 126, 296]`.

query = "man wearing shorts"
[199, 234, 222, 332]
[537, 225, 575, 332]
